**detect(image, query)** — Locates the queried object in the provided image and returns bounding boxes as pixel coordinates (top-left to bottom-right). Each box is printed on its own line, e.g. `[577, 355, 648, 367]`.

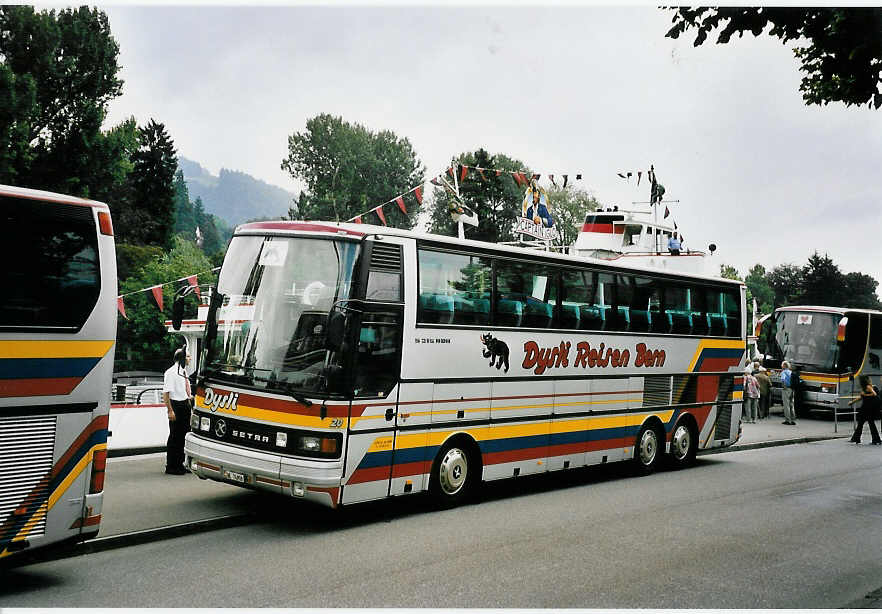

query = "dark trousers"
[851, 408, 881, 444]
[167, 399, 191, 469]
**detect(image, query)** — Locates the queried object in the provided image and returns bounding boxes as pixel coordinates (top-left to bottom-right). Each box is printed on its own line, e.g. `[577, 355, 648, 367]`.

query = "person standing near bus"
[755, 367, 771, 419]
[848, 375, 881, 445]
[780, 361, 796, 425]
[163, 348, 192, 474]
[743, 367, 759, 423]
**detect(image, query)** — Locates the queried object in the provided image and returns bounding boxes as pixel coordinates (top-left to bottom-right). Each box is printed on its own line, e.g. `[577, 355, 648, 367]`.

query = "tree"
[428, 149, 530, 244]
[745, 264, 775, 314]
[665, 8, 882, 109]
[281, 114, 425, 227]
[115, 236, 216, 373]
[120, 119, 178, 248]
[173, 169, 196, 239]
[843, 272, 882, 309]
[799, 252, 848, 306]
[766, 263, 804, 308]
[194, 197, 223, 257]
[0, 6, 124, 192]
[546, 185, 601, 247]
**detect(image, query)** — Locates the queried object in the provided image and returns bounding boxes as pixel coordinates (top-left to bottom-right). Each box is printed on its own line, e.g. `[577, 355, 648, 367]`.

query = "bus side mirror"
[325, 309, 346, 351]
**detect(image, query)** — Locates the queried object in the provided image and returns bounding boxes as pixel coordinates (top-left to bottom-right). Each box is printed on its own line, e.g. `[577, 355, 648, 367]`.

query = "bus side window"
[417, 249, 491, 326]
[495, 260, 554, 329]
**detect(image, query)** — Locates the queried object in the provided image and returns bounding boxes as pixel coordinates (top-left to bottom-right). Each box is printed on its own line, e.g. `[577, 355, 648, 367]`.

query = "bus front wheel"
[430, 439, 478, 507]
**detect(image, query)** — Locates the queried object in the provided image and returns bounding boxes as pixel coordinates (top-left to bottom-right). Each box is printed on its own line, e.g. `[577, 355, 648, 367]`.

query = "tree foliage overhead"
[428, 149, 530, 244]
[0, 5, 124, 192]
[665, 7, 882, 109]
[281, 114, 425, 228]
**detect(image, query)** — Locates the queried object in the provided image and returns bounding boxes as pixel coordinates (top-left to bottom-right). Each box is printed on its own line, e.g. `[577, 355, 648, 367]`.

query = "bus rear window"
[0, 198, 100, 331]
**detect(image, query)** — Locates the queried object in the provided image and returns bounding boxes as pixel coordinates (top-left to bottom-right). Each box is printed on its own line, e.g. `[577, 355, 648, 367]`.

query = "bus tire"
[667, 417, 697, 469]
[430, 438, 479, 508]
[633, 422, 663, 474]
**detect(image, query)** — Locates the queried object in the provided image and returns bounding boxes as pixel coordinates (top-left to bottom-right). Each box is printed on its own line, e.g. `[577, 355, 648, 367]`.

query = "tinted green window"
[418, 249, 491, 325]
[495, 260, 556, 329]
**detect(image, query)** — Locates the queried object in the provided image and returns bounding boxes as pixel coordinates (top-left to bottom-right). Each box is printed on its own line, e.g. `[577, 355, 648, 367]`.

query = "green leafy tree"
[665, 8, 882, 109]
[194, 197, 223, 256]
[767, 263, 804, 308]
[843, 272, 882, 309]
[0, 6, 124, 192]
[745, 264, 775, 314]
[799, 252, 848, 306]
[428, 149, 530, 244]
[546, 185, 601, 247]
[115, 236, 216, 372]
[119, 119, 178, 248]
[281, 114, 425, 227]
[173, 169, 196, 239]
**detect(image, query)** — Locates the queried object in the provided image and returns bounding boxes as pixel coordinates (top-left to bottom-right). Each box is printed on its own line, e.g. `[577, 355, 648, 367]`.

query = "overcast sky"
[101, 5, 882, 287]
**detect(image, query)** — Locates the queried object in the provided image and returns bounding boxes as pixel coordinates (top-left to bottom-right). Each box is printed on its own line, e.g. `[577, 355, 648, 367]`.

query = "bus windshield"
[771, 311, 842, 371]
[204, 235, 360, 394]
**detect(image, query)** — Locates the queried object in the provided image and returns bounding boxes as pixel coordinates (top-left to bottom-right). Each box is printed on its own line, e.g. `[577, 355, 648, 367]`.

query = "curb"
[7, 512, 259, 569]
[699, 434, 848, 455]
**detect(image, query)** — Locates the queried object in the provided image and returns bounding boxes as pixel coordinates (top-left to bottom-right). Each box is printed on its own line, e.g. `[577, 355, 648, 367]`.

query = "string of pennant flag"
[116, 266, 220, 320]
[345, 164, 590, 226]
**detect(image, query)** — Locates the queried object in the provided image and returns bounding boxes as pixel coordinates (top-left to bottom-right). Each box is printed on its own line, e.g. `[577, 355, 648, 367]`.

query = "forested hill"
[179, 157, 296, 225]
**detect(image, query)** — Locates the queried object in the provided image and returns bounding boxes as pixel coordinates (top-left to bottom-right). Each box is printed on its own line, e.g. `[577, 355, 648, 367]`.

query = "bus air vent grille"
[0, 416, 56, 541]
[370, 243, 402, 272]
[642, 376, 672, 407]
[717, 374, 735, 401]
[715, 404, 732, 440]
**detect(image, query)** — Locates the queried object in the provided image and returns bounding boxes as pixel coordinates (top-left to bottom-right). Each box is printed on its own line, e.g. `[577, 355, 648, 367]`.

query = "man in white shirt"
[163, 348, 192, 474]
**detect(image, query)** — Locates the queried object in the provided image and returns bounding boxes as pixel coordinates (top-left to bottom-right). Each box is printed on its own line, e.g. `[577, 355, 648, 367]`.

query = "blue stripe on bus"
[0, 357, 102, 379]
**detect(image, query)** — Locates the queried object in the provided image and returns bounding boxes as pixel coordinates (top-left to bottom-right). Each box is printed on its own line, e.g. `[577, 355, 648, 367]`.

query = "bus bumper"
[184, 433, 343, 508]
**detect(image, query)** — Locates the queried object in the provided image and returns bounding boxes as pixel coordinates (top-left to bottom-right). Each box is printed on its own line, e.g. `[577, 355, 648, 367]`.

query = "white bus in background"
[0, 185, 116, 560]
[185, 221, 746, 509]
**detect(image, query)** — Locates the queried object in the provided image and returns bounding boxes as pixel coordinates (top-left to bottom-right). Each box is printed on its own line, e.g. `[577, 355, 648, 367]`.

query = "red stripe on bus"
[391, 460, 430, 479]
[0, 377, 83, 398]
[237, 221, 365, 237]
[347, 465, 391, 485]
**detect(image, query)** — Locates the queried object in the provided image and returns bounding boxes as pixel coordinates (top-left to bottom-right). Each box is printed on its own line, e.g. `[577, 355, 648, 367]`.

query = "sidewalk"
[720, 404, 852, 453]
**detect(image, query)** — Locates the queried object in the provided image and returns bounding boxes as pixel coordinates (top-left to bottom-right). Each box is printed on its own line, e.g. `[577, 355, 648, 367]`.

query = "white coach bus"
[184, 221, 746, 508]
[0, 185, 116, 560]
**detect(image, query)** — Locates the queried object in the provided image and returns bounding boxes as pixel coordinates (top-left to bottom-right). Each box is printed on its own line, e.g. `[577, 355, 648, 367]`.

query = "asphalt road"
[2, 438, 882, 608]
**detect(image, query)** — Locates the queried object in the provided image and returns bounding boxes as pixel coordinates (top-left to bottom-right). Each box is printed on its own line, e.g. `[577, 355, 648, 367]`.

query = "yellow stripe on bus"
[48, 443, 106, 511]
[687, 338, 745, 373]
[0, 340, 114, 359]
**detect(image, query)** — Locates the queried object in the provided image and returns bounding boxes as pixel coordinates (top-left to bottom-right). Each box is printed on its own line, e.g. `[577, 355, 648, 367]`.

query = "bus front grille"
[0, 416, 56, 542]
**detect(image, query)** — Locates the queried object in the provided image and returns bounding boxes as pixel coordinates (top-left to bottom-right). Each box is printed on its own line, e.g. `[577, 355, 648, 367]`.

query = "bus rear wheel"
[633, 423, 663, 474]
[668, 420, 697, 469]
[430, 439, 478, 507]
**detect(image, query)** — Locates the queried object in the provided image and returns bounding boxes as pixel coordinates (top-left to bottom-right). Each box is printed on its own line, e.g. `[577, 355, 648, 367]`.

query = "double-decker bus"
[757, 306, 882, 416]
[185, 221, 745, 508]
[0, 185, 116, 560]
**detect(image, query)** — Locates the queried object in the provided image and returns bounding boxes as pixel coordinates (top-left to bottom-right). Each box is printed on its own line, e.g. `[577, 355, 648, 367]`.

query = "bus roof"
[0, 184, 110, 210]
[775, 305, 882, 316]
[235, 219, 743, 287]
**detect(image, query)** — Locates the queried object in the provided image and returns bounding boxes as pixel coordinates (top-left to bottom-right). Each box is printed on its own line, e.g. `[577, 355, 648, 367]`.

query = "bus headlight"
[296, 434, 340, 456]
[820, 384, 836, 394]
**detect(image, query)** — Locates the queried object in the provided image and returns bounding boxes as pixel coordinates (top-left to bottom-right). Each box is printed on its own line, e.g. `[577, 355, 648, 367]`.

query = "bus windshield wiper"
[284, 383, 313, 407]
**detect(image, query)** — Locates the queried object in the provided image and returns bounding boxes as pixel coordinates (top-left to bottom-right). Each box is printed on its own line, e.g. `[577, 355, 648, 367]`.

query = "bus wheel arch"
[633, 417, 665, 474]
[667, 413, 698, 469]
[429, 433, 482, 507]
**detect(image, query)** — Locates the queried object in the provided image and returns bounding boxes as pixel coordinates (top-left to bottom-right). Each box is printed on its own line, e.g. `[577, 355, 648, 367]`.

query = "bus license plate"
[224, 470, 246, 483]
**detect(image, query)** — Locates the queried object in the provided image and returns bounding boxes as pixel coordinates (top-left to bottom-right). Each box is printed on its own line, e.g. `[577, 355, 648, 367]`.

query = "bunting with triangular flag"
[413, 186, 423, 204]
[186, 275, 200, 299]
[117, 297, 127, 320]
[664, 206, 670, 219]
[395, 196, 407, 214]
[151, 286, 164, 312]
[375, 207, 387, 226]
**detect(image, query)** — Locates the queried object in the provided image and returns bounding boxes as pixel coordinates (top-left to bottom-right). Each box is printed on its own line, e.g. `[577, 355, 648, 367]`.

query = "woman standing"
[743, 367, 759, 424]
[848, 375, 881, 445]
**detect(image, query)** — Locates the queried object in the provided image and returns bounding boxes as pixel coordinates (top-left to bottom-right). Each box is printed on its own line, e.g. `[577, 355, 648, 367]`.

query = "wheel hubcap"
[639, 429, 658, 466]
[672, 425, 691, 461]
[439, 447, 468, 495]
